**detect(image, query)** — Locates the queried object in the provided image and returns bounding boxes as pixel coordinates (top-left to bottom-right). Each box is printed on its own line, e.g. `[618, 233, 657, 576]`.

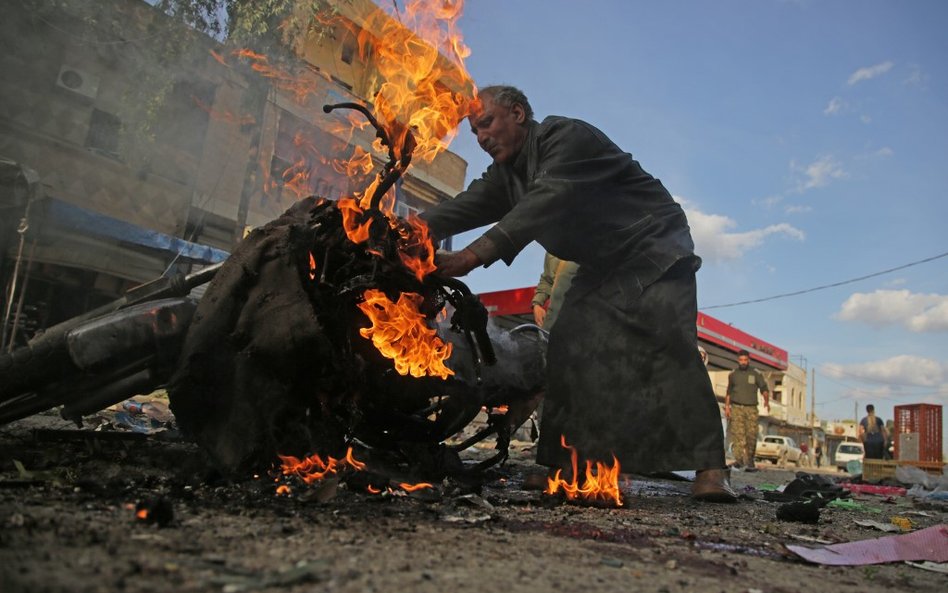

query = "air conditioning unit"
[55, 65, 100, 101]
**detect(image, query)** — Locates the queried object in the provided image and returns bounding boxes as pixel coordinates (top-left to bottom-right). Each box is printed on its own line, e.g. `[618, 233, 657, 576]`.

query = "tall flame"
[545, 436, 624, 507]
[357, 289, 453, 379]
[358, 0, 476, 163]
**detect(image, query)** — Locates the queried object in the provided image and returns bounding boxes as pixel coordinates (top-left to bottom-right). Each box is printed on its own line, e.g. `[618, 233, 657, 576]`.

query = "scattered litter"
[853, 519, 900, 533]
[441, 512, 491, 524]
[786, 524, 948, 566]
[827, 498, 881, 513]
[890, 516, 914, 531]
[763, 473, 847, 504]
[905, 561, 948, 574]
[113, 411, 167, 434]
[787, 533, 834, 545]
[895, 465, 934, 488]
[456, 493, 495, 510]
[839, 483, 906, 497]
[906, 483, 948, 502]
[600, 557, 623, 568]
[776, 500, 821, 524]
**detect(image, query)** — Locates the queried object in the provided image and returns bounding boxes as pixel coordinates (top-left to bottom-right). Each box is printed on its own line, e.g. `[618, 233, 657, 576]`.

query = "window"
[340, 40, 356, 65]
[85, 108, 121, 158]
[157, 80, 214, 157]
[270, 109, 348, 200]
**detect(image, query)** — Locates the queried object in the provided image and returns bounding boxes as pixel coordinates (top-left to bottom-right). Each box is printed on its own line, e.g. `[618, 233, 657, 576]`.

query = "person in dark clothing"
[859, 404, 888, 459]
[422, 85, 735, 502]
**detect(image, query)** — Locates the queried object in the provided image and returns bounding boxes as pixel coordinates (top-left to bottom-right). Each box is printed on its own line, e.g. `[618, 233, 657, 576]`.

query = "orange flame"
[357, 289, 453, 379]
[276, 484, 292, 496]
[220, 3, 476, 283]
[357, 0, 477, 163]
[308, 252, 317, 280]
[396, 214, 437, 282]
[278, 446, 365, 484]
[545, 436, 623, 507]
[136, 509, 149, 520]
[398, 482, 434, 492]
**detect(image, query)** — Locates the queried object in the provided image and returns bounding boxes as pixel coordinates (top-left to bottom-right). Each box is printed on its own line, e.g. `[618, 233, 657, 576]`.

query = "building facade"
[0, 0, 467, 348]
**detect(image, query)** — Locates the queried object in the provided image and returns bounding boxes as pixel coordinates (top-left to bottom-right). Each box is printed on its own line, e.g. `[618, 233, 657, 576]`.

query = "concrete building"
[1, 0, 467, 348]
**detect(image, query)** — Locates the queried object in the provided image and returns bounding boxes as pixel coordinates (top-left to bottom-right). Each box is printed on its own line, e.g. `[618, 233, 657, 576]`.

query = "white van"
[835, 442, 865, 472]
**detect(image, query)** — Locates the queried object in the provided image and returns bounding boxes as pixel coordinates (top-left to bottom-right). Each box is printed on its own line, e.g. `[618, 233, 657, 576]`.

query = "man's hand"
[724, 402, 731, 419]
[435, 248, 481, 277]
[533, 304, 547, 327]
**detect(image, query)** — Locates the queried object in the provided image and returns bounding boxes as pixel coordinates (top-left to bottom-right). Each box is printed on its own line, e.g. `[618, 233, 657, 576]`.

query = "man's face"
[737, 355, 750, 369]
[469, 95, 528, 164]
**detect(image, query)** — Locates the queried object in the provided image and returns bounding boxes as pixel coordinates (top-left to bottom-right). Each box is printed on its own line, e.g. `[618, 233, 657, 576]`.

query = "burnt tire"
[0, 333, 77, 405]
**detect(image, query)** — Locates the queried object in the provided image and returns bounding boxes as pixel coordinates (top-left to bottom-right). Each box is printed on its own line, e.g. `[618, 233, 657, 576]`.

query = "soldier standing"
[726, 349, 770, 472]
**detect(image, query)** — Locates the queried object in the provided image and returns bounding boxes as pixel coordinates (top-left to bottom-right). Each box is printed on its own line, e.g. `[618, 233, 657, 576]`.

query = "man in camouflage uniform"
[726, 349, 770, 471]
[532, 252, 578, 330]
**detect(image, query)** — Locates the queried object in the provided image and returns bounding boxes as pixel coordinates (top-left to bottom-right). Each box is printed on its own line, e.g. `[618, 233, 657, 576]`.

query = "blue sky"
[433, 0, 948, 435]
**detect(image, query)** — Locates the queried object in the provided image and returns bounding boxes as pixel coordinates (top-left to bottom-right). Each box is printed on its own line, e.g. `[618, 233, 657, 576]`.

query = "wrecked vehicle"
[0, 102, 546, 479]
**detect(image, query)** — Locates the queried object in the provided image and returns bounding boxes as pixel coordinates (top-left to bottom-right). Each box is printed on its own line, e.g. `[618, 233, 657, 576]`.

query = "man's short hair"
[738, 349, 750, 357]
[479, 85, 534, 121]
[866, 404, 875, 413]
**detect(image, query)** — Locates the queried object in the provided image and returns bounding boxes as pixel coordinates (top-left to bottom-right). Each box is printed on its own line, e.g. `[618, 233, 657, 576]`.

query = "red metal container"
[893, 404, 943, 462]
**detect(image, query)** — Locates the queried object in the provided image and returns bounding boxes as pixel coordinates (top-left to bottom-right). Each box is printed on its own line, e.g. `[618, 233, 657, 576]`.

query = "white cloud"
[754, 195, 783, 209]
[784, 204, 812, 214]
[874, 147, 894, 158]
[677, 198, 805, 263]
[904, 64, 929, 88]
[823, 97, 846, 115]
[793, 155, 847, 191]
[823, 355, 948, 388]
[847, 61, 894, 86]
[835, 289, 948, 332]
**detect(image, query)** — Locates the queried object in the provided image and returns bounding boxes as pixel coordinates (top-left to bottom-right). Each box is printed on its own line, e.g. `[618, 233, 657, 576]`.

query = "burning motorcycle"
[0, 102, 546, 477]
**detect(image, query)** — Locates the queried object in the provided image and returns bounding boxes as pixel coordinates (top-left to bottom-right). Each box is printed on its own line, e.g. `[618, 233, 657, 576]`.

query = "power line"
[701, 250, 948, 310]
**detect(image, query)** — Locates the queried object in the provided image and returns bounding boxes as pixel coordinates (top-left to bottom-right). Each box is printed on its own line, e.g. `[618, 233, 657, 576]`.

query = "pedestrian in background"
[859, 404, 888, 460]
[725, 349, 770, 472]
[532, 252, 578, 330]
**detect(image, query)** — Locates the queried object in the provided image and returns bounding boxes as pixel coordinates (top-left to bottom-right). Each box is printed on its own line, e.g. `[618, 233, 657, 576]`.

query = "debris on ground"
[786, 524, 948, 565]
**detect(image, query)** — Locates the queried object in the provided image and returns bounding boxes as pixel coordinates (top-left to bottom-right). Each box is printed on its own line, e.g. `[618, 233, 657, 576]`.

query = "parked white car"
[834, 442, 865, 472]
[754, 435, 803, 467]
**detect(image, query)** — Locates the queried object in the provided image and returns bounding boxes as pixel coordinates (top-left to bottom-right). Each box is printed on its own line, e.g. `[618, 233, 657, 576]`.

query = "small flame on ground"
[357, 289, 453, 379]
[278, 447, 365, 484]
[545, 436, 623, 507]
[398, 482, 433, 492]
[136, 509, 149, 520]
[276, 484, 292, 496]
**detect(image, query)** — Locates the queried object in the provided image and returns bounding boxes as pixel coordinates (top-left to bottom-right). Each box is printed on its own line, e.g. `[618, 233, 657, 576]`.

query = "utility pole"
[810, 368, 816, 427]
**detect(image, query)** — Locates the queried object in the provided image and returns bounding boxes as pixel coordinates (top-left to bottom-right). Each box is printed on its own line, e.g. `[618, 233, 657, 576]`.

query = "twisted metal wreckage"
[0, 102, 547, 485]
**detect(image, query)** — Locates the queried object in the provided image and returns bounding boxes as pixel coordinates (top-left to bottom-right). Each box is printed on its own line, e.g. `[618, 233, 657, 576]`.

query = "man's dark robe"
[422, 116, 725, 473]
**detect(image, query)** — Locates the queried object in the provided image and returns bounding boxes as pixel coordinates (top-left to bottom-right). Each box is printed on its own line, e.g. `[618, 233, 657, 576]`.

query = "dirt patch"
[1, 411, 945, 593]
